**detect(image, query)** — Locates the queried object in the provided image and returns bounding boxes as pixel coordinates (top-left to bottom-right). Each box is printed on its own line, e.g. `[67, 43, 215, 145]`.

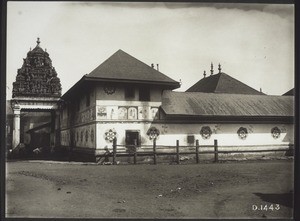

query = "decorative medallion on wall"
[237, 127, 248, 140]
[104, 86, 116, 95]
[105, 129, 117, 142]
[91, 128, 94, 143]
[271, 127, 281, 139]
[85, 129, 89, 142]
[200, 126, 212, 139]
[147, 127, 160, 140]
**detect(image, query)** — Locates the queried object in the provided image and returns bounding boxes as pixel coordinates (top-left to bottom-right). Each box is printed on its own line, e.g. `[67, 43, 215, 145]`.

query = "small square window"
[139, 88, 150, 101]
[125, 87, 135, 99]
[187, 135, 195, 144]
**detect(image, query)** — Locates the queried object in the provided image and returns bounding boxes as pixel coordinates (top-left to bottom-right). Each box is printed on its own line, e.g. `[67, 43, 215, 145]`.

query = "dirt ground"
[5, 159, 294, 219]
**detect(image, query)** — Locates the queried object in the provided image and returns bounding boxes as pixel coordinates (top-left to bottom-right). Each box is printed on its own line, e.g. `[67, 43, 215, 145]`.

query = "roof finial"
[203, 70, 206, 78]
[218, 63, 222, 73]
[45, 48, 47, 52]
[37, 37, 40, 45]
[30, 47, 31, 51]
[210, 62, 214, 75]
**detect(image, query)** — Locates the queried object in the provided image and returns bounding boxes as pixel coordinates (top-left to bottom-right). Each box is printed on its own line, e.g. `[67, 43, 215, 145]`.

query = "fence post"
[153, 138, 157, 165]
[196, 139, 199, 164]
[133, 148, 137, 165]
[113, 138, 117, 165]
[214, 139, 218, 163]
[176, 140, 180, 164]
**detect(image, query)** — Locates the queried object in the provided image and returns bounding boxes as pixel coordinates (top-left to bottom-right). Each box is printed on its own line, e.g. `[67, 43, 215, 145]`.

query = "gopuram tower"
[11, 38, 62, 151]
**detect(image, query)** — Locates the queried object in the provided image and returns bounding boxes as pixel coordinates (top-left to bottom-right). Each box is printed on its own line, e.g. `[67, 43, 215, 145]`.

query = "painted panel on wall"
[107, 106, 118, 120]
[74, 124, 96, 148]
[128, 107, 137, 120]
[60, 130, 70, 146]
[118, 107, 128, 120]
[74, 107, 96, 125]
[97, 106, 107, 119]
[138, 106, 149, 119]
[150, 107, 159, 120]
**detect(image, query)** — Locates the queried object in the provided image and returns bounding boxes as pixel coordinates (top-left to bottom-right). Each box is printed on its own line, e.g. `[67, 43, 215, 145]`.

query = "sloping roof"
[161, 91, 293, 117]
[87, 49, 179, 86]
[282, 88, 294, 96]
[186, 72, 264, 95]
[62, 50, 180, 99]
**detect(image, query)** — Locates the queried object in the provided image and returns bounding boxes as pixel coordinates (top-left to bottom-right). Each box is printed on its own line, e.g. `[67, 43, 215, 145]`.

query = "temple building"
[9, 38, 62, 153]
[9, 39, 294, 161]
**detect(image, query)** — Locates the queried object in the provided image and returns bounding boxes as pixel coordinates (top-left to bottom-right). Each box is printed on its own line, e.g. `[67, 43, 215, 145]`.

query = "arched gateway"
[11, 38, 62, 152]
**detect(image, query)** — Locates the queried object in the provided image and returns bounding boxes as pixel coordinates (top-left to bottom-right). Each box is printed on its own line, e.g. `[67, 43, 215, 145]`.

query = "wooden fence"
[109, 138, 293, 165]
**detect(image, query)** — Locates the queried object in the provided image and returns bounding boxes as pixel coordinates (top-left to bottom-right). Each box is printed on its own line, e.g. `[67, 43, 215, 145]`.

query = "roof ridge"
[212, 73, 222, 92]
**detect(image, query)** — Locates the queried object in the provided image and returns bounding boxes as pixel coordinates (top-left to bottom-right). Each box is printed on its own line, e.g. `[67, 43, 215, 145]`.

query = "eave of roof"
[61, 75, 180, 100]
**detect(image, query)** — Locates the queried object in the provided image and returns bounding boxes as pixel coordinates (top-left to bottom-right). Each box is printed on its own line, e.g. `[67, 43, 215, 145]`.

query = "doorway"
[125, 130, 141, 147]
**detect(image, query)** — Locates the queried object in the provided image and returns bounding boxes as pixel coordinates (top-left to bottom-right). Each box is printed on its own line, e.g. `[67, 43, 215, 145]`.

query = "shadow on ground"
[253, 191, 293, 208]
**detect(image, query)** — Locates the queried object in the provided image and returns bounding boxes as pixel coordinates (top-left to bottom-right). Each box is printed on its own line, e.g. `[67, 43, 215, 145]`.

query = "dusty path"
[6, 160, 293, 219]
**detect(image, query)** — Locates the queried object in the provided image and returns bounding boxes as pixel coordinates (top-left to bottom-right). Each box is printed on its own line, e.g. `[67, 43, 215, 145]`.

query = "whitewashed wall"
[95, 122, 294, 150]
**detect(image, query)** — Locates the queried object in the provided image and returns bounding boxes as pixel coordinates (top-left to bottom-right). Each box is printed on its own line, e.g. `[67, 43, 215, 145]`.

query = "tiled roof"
[186, 72, 264, 95]
[86, 49, 180, 87]
[62, 50, 180, 99]
[282, 88, 294, 96]
[161, 91, 293, 117]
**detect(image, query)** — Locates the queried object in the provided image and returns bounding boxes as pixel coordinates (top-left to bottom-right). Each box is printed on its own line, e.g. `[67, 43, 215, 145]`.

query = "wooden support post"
[214, 139, 218, 163]
[196, 139, 199, 164]
[134, 149, 137, 165]
[113, 138, 117, 165]
[153, 138, 157, 165]
[176, 140, 180, 164]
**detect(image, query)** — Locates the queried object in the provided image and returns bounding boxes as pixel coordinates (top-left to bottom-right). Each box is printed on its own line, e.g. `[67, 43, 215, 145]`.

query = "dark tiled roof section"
[282, 88, 294, 96]
[162, 91, 293, 117]
[186, 72, 264, 95]
[87, 50, 179, 85]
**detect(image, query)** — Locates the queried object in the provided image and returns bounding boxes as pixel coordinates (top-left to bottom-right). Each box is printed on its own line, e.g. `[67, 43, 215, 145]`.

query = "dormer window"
[125, 87, 135, 99]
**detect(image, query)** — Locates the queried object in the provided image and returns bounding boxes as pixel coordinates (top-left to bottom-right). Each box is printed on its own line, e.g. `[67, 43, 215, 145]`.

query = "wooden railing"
[109, 138, 293, 165]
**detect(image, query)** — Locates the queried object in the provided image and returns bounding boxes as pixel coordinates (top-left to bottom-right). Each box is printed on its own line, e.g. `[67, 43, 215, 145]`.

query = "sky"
[6, 2, 294, 99]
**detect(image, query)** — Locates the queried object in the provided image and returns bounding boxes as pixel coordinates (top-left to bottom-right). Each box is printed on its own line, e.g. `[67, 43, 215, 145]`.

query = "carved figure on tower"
[12, 38, 62, 98]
